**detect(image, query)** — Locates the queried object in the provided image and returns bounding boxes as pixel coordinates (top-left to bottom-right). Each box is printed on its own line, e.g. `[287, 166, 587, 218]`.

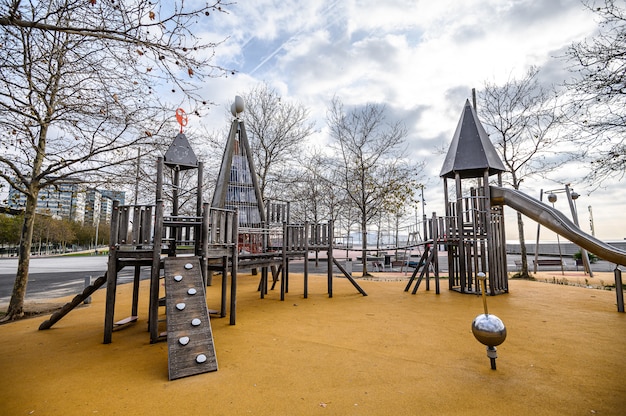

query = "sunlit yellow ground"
[1, 271, 625, 415]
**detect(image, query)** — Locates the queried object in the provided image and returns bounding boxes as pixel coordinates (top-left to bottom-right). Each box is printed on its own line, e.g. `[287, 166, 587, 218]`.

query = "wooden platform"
[164, 257, 218, 380]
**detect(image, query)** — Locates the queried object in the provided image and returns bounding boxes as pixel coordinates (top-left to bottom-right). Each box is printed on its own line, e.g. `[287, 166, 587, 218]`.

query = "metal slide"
[490, 186, 626, 267]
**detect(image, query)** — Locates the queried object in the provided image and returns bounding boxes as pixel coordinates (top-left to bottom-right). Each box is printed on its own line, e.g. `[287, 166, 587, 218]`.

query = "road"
[0, 253, 617, 306]
[0, 256, 151, 305]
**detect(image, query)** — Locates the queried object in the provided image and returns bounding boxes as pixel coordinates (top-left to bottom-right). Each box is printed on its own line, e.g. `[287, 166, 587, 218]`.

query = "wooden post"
[196, 162, 204, 258]
[230, 209, 239, 325]
[149, 157, 164, 344]
[304, 221, 309, 299]
[480, 171, 492, 294]
[432, 212, 440, 294]
[201, 202, 209, 286]
[328, 220, 334, 298]
[455, 172, 467, 292]
[103, 200, 120, 344]
[281, 222, 287, 301]
[131, 265, 140, 318]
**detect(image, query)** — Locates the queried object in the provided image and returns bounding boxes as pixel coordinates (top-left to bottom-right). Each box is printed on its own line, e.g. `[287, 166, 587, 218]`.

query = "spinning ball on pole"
[471, 272, 507, 370]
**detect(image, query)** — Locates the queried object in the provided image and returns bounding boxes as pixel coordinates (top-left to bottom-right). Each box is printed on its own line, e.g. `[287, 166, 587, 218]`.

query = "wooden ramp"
[39, 274, 108, 330]
[164, 257, 218, 380]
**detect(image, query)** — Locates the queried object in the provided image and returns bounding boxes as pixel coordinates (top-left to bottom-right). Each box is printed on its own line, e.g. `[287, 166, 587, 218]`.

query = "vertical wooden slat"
[131, 206, 141, 246]
[118, 206, 130, 244]
[142, 206, 153, 245]
[201, 203, 209, 286]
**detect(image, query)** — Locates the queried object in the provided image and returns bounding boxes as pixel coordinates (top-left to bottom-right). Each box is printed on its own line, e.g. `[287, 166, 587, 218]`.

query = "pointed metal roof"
[439, 99, 505, 179]
[164, 132, 198, 170]
[211, 119, 266, 225]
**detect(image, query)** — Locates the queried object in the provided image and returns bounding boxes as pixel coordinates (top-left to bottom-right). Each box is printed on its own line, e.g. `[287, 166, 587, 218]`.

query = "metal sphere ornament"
[547, 193, 557, 204]
[230, 95, 245, 117]
[471, 272, 507, 370]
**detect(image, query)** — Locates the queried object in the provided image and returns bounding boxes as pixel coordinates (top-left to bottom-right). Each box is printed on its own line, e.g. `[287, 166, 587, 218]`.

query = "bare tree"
[564, 0, 626, 184]
[479, 67, 569, 278]
[240, 83, 315, 201]
[327, 97, 414, 276]
[0, 0, 231, 321]
[378, 176, 424, 250]
[290, 148, 347, 224]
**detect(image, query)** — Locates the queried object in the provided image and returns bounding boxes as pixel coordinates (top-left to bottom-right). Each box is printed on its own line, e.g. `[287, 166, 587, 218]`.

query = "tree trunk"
[517, 211, 530, 278]
[3, 193, 38, 321]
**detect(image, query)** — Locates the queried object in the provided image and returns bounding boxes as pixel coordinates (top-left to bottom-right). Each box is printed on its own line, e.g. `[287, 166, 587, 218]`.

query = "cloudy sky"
[192, 0, 625, 241]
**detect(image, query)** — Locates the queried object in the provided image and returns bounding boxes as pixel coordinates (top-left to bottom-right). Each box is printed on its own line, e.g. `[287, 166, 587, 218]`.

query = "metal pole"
[84, 276, 92, 304]
[552, 201, 565, 276]
[565, 185, 593, 277]
[134, 148, 140, 205]
[588, 205, 595, 236]
[534, 189, 543, 274]
[615, 268, 624, 313]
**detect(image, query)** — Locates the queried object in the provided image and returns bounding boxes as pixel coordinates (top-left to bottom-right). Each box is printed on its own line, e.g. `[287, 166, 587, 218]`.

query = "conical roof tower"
[440, 99, 505, 179]
[440, 98, 508, 296]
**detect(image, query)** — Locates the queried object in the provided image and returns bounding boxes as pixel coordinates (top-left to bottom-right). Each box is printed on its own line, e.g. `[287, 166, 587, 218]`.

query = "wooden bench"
[533, 259, 563, 267]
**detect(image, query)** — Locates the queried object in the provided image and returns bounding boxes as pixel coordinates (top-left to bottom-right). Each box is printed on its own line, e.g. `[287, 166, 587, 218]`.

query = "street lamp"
[547, 193, 557, 204]
[545, 192, 565, 275]
[535, 185, 593, 276]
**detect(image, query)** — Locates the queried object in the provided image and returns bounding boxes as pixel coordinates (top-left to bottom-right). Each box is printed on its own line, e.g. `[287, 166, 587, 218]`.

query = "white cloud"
[190, 0, 625, 240]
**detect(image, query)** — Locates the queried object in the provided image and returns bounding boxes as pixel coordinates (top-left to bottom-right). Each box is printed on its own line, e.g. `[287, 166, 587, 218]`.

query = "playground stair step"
[164, 257, 218, 380]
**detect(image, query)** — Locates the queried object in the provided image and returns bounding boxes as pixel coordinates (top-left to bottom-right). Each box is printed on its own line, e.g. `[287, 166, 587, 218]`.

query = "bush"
[573, 250, 599, 263]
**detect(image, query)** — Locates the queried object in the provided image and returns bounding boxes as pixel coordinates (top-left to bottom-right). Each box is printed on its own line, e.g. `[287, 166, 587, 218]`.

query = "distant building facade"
[96, 190, 125, 224]
[8, 182, 125, 225]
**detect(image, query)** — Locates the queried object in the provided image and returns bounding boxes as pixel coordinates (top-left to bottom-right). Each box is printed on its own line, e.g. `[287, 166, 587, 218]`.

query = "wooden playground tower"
[39, 102, 366, 380]
[40, 114, 236, 380]
[210, 96, 366, 299]
[439, 99, 509, 295]
[404, 98, 509, 296]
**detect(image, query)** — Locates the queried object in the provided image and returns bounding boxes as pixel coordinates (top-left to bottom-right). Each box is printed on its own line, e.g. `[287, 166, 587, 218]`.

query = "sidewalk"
[1, 271, 625, 415]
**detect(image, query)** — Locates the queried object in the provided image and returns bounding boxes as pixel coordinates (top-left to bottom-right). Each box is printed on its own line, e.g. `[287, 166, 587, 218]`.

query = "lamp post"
[546, 192, 565, 275]
[565, 185, 593, 276]
[535, 185, 593, 276]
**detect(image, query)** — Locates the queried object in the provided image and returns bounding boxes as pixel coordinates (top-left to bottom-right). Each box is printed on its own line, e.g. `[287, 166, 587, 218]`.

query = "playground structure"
[37, 96, 626, 380]
[432, 98, 626, 310]
[38, 104, 366, 380]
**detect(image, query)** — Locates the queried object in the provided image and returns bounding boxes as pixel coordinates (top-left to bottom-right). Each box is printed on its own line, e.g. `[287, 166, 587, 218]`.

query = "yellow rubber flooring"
[1, 271, 625, 415]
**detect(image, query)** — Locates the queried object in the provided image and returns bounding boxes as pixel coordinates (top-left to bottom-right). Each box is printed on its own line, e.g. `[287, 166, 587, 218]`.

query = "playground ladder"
[402, 230, 423, 272]
[164, 257, 218, 380]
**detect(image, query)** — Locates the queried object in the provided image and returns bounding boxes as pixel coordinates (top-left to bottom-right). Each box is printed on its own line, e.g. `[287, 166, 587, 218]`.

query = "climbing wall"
[164, 257, 218, 380]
